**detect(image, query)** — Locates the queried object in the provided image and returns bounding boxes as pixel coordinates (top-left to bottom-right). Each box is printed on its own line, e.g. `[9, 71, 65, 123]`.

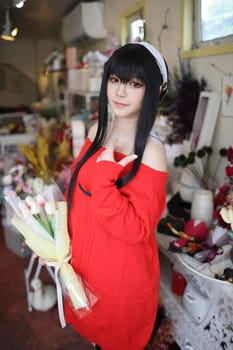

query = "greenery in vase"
[173, 146, 228, 190]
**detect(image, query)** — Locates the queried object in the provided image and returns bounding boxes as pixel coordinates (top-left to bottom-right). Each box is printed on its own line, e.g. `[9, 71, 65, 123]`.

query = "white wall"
[0, 0, 232, 178]
[0, 38, 60, 106]
[103, 0, 181, 75]
[0, 39, 58, 82]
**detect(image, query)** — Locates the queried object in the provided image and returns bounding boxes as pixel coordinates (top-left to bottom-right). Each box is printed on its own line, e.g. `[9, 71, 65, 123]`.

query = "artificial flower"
[214, 145, 233, 228]
[18, 119, 73, 186]
[225, 165, 233, 177]
[220, 206, 233, 230]
[2, 164, 35, 198]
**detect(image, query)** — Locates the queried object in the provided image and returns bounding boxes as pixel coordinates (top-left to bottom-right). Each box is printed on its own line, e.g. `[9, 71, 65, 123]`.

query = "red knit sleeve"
[90, 160, 167, 244]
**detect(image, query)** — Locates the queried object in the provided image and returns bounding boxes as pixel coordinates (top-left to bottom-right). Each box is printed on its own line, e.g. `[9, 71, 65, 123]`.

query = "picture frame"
[190, 91, 221, 150]
[222, 74, 233, 117]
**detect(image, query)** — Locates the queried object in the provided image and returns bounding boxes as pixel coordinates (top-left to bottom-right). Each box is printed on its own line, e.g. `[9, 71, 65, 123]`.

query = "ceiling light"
[13, 0, 26, 9]
[0, 8, 18, 41]
[11, 27, 18, 37]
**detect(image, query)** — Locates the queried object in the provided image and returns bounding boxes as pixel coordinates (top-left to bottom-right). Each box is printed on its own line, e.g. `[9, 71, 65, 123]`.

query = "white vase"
[174, 169, 201, 202]
[191, 189, 214, 227]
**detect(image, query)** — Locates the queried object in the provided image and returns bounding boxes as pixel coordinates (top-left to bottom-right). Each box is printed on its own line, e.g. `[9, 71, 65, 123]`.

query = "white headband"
[134, 41, 168, 86]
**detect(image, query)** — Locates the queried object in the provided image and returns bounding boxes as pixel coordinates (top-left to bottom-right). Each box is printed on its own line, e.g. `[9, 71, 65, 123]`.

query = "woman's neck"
[109, 116, 137, 137]
[104, 117, 137, 154]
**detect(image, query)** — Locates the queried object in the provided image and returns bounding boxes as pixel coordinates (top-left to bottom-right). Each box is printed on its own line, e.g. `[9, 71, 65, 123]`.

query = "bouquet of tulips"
[5, 184, 98, 327]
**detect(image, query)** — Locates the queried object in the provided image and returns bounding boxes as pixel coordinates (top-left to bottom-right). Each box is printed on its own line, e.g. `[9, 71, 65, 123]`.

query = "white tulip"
[36, 194, 46, 207]
[18, 202, 31, 217]
[30, 201, 40, 215]
[45, 201, 56, 215]
[25, 196, 34, 206]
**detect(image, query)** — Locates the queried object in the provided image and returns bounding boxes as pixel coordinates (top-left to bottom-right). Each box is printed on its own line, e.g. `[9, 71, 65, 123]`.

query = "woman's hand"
[97, 140, 137, 168]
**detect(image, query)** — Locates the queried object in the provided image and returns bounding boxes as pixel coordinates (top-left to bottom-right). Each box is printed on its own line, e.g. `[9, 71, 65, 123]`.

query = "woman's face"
[107, 74, 146, 120]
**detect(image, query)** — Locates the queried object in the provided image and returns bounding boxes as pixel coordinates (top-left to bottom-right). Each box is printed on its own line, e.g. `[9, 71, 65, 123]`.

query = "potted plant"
[173, 145, 228, 202]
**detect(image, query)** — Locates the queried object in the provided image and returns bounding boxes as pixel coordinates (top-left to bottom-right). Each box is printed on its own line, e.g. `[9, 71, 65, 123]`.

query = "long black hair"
[68, 43, 168, 208]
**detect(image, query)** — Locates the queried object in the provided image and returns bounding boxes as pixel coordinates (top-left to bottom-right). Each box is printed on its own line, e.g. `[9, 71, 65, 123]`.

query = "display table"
[157, 232, 233, 350]
[0, 133, 35, 156]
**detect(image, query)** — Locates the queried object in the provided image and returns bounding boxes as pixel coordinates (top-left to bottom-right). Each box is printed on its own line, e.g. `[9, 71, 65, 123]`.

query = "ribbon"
[47, 255, 71, 328]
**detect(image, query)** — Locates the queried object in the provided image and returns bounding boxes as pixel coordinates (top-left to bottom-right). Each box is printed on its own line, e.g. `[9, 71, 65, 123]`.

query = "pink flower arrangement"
[2, 164, 35, 198]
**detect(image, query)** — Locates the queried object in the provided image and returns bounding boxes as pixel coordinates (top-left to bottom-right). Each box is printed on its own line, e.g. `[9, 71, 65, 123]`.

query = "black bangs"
[107, 44, 150, 83]
[104, 43, 163, 90]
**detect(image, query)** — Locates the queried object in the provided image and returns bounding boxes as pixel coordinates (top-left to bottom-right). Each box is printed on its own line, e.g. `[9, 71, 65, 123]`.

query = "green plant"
[173, 146, 227, 189]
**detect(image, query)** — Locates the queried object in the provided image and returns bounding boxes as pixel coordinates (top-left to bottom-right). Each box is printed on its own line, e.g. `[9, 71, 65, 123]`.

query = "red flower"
[214, 183, 231, 205]
[214, 145, 233, 228]
[225, 165, 233, 177]
[227, 146, 233, 164]
[214, 191, 227, 207]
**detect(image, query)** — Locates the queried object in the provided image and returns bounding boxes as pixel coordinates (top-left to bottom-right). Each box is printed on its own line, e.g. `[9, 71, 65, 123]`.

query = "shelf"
[67, 90, 99, 97]
[0, 132, 36, 157]
[66, 89, 99, 116]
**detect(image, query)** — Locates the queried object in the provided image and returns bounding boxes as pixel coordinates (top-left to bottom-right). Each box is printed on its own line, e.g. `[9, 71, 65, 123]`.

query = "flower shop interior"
[0, 0, 233, 349]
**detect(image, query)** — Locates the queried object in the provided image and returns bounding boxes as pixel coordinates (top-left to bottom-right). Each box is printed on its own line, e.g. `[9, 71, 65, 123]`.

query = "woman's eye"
[129, 80, 144, 88]
[109, 75, 119, 83]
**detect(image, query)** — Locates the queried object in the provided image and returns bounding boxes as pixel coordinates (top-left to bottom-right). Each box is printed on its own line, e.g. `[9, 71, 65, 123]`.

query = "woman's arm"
[90, 140, 167, 244]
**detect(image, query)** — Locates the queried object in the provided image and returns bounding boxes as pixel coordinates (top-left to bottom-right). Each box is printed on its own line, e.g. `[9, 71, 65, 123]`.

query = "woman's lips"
[113, 101, 128, 108]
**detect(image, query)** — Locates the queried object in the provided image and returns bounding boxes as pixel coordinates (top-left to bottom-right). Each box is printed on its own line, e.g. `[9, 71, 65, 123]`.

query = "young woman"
[65, 42, 168, 350]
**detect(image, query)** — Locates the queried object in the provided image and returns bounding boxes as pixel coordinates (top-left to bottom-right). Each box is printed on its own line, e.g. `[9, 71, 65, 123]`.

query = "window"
[193, 0, 233, 48]
[181, 0, 233, 58]
[128, 17, 145, 43]
[120, 0, 146, 44]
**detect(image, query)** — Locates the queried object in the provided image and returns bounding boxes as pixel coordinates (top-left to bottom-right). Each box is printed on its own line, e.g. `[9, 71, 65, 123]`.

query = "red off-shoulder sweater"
[65, 138, 167, 350]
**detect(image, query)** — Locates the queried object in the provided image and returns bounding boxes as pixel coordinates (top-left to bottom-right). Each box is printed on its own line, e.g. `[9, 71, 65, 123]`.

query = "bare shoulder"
[87, 122, 98, 141]
[142, 136, 167, 172]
